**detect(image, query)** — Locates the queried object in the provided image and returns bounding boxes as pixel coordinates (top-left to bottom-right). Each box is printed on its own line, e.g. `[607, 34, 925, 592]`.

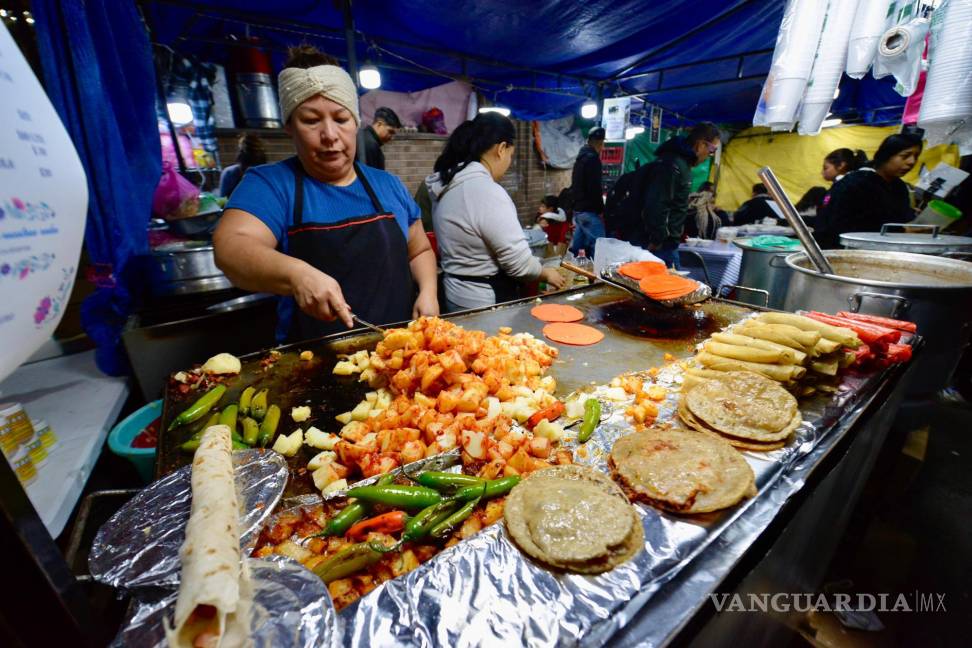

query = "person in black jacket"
[633, 122, 721, 267]
[814, 133, 922, 248]
[356, 106, 401, 169]
[732, 183, 784, 226]
[569, 127, 606, 256]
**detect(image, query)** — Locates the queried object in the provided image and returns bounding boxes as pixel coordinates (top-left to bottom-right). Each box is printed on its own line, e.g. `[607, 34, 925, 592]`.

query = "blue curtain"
[33, 0, 161, 375]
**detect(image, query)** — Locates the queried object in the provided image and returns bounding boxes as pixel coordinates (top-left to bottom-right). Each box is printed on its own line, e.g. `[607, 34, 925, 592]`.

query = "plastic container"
[913, 199, 962, 227]
[32, 418, 57, 450]
[108, 399, 162, 483]
[0, 402, 35, 456]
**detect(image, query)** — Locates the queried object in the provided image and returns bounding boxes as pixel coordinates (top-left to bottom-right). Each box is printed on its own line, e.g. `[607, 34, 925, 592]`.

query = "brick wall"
[215, 122, 572, 227]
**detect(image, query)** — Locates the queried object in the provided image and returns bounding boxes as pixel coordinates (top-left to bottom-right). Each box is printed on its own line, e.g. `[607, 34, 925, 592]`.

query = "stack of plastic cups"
[846, 0, 894, 78]
[799, 0, 862, 134]
[918, 0, 972, 145]
[763, 0, 829, 129]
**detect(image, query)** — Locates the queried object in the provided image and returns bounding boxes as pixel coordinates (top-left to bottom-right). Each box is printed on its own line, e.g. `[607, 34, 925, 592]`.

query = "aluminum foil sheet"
[89, 449, 289, 590]
[325, 362, 887, 647]
[602, 262, 712, 307]
[111, 556, 341, 648]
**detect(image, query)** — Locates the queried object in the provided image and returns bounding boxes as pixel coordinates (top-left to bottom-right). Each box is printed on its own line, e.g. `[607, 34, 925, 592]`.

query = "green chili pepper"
[256, 404, 280, 447]
[238, 386, 256, 416]
[218, 404, 238, 431]
[314, 473, 395, 538]
[415, 471, 485, 491]
[168, 385, 226, 431]
[180, 438, 201, 453]
[344, 484, 442, 510]
[187, 412, 221, 443]
[454, 476, 520, 501]
[429, 485, 485, 540]
[577, 398, 601, 443]
[312, 541, 390, 583]
[250, 389, 269, 420]
[232, 439, 248, 451]
[402, 498, 462, 541]
[241, 416, 259, 446]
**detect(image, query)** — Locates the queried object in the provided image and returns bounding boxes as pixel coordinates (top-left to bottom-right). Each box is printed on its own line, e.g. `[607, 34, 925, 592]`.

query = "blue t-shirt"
[225, 159, 421, 340]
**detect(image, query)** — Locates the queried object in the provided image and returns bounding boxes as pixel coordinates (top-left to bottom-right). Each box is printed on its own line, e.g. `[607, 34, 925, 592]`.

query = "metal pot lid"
[840, 231, 972, 254]
[786, 249, 972, 289]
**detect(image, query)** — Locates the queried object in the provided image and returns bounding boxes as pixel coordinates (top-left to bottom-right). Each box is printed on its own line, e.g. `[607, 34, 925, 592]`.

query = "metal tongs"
[352, 314, 386, 335]
[757, 166, 834, 275]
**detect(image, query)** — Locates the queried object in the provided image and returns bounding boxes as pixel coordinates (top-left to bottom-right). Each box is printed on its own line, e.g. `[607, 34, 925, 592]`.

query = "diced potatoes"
[307, 450, 337, 471]
[601, 387, 629, 401]
[201, 352, 241, 375]
[322, 479, 348, 495]
[335, 412, 352, 424]
[534, 419, 565, 442]
[564, 396, 586, 419]
[312, 463, 342, 491]
[290, 405, 311, 422]
[461, 429, 486, 459]
[350, 400, 372, 421]
[332, 360, 358, 376]
[299, 350, 314, 361]
[305, 426, 339, 450]
[271, 429, 303, 456]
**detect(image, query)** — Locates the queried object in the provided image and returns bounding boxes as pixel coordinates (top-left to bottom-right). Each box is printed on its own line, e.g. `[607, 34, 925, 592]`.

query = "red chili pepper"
[884, 343, 913, 363]
[346, 510, 408, 540]
[805, 312, 901, 346]
[835, 311, 917, 333]
[526, 401, 565, 430]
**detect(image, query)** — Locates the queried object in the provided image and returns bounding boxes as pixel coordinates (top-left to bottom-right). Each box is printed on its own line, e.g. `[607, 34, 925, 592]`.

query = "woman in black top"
[814, 134, 922, 248]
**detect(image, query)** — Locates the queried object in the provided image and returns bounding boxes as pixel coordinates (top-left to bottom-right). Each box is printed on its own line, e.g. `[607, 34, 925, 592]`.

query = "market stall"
[87, 269, 920, 645]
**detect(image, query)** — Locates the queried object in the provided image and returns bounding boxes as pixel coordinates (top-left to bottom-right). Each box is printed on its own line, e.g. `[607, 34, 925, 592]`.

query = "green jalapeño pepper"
[454, 476, 520, 501]
[577, 398, 601, 443]
[250, 389, 269, 421]
[402, 499, 462, 541]
[429, 485, 485, 540]
[238, 386, 256, 416]
[415, 471, 484, 491]
[312, 541, 391, 583]
[218, 404, 238, 432]
[168, 385, 226, 431]
[344, 484, 442, 510]
[314, 474, 395, 538]
[257, 404, 280, 447]
[241, 417, 260, 446]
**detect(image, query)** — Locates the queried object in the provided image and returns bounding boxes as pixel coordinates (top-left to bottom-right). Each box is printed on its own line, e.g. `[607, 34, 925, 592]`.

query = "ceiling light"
[580, 101, 598, 119]
[166, 102, 194, 127]
[358, 64, 381, 90]
[479, 106, 511, 117]
[624, 125, 645, 140]
[833, 87, 840, 100]
[821, 117, 843, 128]
[0, 10, 7, 18]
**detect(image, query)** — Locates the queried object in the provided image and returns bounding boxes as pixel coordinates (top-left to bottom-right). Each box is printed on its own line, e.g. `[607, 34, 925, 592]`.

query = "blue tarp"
[143, 0, 905, 124]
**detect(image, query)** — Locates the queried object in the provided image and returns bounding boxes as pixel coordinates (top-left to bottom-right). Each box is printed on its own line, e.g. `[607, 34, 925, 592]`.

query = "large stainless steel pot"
[783, 249, 972, 393]
[234, 73, 282, 129]
[840, 223, 972, 255]
[731, 238, 802, 309]
[146, 242, 232, 296]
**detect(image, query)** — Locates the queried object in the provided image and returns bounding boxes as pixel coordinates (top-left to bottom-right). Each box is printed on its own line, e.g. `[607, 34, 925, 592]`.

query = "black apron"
[445, 271, 519, 303]
[285, 158, 412, 342]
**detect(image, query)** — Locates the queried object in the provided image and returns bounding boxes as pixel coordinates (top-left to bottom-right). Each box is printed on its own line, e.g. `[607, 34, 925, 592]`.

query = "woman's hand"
[540, 267, 567, 291]
[289, 262, 354, 328]
[412, 288, 440, 319]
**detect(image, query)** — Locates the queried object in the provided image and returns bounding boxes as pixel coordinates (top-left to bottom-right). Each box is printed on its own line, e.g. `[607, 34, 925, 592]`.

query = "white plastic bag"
[592, 238, 662, 277]
[874, 18, 930, 96]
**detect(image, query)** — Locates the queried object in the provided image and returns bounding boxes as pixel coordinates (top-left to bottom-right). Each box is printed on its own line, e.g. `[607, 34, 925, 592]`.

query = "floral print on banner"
[1, 197, 56, 222]
[0, 253, 55, 281]
[33, 266, 74, 327]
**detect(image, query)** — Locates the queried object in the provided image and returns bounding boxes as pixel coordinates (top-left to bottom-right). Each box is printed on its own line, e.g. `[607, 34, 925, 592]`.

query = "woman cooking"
[430, 112, 566, 312]
[213, 46, 438, 342]
[813, 133, 923, 249]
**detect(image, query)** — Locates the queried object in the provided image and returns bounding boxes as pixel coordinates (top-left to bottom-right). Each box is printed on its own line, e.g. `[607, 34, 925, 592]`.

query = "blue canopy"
[143, 0, 905, 124]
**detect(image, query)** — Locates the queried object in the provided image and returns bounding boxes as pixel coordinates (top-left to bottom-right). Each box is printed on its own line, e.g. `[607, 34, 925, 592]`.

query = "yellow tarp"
[716, 125, 960, 211]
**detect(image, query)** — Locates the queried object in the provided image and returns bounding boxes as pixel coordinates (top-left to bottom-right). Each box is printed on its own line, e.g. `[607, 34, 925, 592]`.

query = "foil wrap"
[602, 263, 712, 307]
[89, 449, 289, 590]
[111, 556, 340, 648]
[325, 363, 886, 646]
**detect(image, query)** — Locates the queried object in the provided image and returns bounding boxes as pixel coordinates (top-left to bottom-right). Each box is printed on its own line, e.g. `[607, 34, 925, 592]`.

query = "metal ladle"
[757, 166, 834, 275]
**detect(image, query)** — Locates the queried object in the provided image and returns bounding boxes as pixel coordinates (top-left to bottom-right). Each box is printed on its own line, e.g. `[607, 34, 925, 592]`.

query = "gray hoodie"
[431, 162, 542, 310]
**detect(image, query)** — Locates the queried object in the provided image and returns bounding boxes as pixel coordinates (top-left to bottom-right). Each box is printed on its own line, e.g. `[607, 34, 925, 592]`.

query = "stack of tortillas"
[504, 465, 643, 573]
[610, 426, 756, 513]
[678, 370, 801, 451]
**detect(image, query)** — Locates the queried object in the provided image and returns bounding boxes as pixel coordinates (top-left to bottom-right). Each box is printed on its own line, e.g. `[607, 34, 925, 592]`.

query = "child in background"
[536, 195, 569, 247]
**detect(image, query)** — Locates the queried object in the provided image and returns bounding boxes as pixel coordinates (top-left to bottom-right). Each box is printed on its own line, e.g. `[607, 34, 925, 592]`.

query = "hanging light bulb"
[624, 125, 645, 140]
[479, 106, 511, 117]
[167, 102, 194, 126]
[358, 64, 381, 90]
[580, 100, 598, 119]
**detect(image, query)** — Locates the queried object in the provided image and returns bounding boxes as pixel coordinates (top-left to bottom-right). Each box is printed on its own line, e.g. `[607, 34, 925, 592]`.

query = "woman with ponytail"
[814, 134, 922, 248]
[431, 112, 565, 312]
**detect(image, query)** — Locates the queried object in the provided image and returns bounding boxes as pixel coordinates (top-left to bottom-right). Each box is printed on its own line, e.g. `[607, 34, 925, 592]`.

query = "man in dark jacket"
[356, 106, 401, 169]
[635, 122, 721, 267]
[732, 183, 784, 226]
[569, 127, 606, 257]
